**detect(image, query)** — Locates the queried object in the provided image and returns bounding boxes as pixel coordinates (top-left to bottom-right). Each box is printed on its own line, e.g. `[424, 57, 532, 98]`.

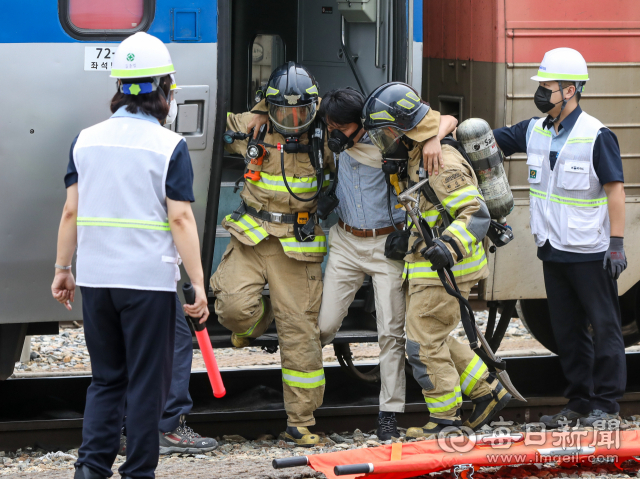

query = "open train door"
[201, 0, 412, 350]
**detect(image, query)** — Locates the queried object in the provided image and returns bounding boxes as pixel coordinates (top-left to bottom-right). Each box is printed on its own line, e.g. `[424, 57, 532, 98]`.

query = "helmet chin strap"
[551, 81, 573, 124]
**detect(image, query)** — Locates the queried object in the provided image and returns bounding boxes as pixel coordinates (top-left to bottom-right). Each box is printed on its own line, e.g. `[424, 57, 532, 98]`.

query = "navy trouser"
[543, 260, 626, 414]
[158, 294, 194, 433]
[78, 287, 176, 479]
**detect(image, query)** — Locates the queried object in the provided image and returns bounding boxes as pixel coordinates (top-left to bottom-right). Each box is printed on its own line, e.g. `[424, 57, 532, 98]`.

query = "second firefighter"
[363, 82, 511, 436]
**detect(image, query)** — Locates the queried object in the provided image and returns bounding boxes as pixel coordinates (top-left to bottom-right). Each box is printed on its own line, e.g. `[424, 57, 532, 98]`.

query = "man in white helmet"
[51, 32, 209, 479]
[428, 47, 627, 429]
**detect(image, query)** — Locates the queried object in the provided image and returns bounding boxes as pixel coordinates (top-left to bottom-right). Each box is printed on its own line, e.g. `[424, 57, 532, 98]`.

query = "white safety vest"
[73, 116, 184, 291]
[526, 112, 610, 254]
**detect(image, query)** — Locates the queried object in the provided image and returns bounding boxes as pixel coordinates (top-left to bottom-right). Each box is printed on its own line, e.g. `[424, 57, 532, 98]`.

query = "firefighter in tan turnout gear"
[362, 83, 511, 436]
[211, 62, 332, 446]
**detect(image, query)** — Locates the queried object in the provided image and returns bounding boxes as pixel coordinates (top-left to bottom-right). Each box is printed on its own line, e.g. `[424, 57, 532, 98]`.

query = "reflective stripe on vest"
[77, 217, 170, 231]
[282, 368, 326, 389]
[279, 236, 327, 254]
[403, 244, 487, 280]
[225, 214, 269, 244]
[526, 112, 610, 253]
[246, 170, 331, 194]
[460, 355, 488, 396]
[425, 385, 462, 413]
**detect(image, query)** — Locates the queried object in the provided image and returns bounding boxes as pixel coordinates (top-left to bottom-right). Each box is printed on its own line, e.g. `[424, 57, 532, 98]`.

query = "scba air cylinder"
[456, 118, 514, 220]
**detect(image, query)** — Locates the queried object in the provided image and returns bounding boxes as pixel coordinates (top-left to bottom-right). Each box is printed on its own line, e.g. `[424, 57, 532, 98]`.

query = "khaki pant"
[210, 235, 324, 427]
[318, 225, 406, 412]
[406, 280, 492, 421]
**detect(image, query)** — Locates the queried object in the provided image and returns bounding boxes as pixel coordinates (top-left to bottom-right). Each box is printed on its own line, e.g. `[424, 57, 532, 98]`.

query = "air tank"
[456, 118, 514, 220]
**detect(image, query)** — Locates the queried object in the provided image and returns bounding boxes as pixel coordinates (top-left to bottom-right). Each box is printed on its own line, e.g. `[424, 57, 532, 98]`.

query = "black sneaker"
[581, 410, 620, 429]
[405, 419, 463, 438]
[540, 408, 586, 429]
[376, 412, 400, 440]
[464, 380, 512, 431]
[159, 416, 218, 454]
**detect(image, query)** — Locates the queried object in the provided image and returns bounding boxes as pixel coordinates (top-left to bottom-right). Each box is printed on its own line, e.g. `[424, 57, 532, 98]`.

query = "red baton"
[182, 283, 226, 398]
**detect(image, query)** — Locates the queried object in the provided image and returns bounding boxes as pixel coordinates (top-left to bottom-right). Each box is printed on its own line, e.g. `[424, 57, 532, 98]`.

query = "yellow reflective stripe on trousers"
[403, 246, 487, 280]
[236, 297, 265, 338]
[441, 185, 483, 217]
[459, 355, 488, 396]
[282, 368, 326, 389]
[224, 214, 268, 244]
[530, 188, 608, 207]
[425, 386, 462, 413]
[246, 171, 331, 194]
[279, 236, 327, 254]
[77, 217, 170, 231]
[446, 220, 477, 255]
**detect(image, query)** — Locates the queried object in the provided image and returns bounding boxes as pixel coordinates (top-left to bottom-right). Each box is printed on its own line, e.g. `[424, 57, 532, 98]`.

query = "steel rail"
[1, 353, 640, 451]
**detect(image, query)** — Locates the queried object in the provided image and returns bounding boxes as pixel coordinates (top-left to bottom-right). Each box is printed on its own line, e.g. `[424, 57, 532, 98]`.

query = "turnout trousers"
[78, 287, 176, 479]
[543, 260, 626, 414]
[318, 224, 406, 412]
[405, 280, 492, 422]
[211, 235, 325, 427]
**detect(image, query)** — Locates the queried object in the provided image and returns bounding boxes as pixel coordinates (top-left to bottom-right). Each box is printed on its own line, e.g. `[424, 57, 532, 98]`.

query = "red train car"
[421, 0, 640, 350]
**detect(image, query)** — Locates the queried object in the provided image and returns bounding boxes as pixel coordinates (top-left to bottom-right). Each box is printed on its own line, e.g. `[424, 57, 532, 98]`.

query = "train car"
[0, 0, 415, 379]
[0, 0, 638, 379]
[420, 0, 640, 352]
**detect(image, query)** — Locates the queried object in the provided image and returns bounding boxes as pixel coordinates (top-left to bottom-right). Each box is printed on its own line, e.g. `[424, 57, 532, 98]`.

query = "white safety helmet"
[111, 32, 175, 80]
[530, 48, 589, 85]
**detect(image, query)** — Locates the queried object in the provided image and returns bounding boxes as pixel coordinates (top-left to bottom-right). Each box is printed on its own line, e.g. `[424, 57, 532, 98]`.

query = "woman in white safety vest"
[428, 47, 627, 430]
[51, 32, 208, 479]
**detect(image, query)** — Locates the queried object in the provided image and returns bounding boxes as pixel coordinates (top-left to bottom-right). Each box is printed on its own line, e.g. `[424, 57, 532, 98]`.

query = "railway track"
[2, 353, 640, 452]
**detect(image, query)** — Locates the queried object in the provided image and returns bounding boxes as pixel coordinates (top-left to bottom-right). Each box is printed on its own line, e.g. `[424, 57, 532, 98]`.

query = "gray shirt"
[335, 136, 405, 230]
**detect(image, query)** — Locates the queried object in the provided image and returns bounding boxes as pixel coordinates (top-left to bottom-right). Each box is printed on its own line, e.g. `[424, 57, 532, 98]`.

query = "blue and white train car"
[0, 0, 420, 378]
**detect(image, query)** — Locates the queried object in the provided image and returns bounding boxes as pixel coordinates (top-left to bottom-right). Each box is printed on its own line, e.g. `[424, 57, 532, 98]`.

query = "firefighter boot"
[464, 378, 511, 430]
[230, 333, 253, 348]
[283, 426, 320, 447]
[406, 418, 463, 438]
[376, 411, 400, 441]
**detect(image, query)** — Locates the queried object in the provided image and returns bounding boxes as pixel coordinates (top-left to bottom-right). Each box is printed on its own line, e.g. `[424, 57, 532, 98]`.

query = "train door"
[200, 0, 411, 347]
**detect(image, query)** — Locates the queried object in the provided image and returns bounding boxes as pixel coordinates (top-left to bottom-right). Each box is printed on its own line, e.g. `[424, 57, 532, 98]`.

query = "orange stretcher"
[273, 430, 640, 479]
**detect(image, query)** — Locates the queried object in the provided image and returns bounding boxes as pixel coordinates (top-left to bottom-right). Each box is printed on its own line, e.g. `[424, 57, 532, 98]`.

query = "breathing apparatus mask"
[327, 126, 362, 153]
[268, 103, 317, 137]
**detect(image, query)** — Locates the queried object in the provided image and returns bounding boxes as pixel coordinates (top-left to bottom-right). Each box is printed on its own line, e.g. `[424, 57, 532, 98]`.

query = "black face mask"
[327, 126, 362, 153]
[533, 86, 561, 113]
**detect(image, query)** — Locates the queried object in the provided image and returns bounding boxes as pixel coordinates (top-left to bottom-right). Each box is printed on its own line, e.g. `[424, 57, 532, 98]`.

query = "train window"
[59, 0, 155, 40]
[250, 35, 285, 108]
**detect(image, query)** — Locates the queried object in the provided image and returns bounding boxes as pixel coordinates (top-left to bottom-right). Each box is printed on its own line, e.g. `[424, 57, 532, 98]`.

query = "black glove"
[421, 238, 455, 271]
[603, 236, 627, 280]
